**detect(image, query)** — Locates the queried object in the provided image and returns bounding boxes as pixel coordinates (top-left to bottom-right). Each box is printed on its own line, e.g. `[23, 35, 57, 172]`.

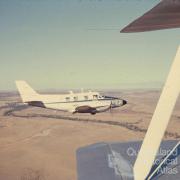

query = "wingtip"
[120, 27, 130, 33]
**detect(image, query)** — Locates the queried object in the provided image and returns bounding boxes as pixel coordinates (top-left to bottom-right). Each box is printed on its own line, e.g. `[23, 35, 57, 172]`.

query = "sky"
[1, 0, 180, 91]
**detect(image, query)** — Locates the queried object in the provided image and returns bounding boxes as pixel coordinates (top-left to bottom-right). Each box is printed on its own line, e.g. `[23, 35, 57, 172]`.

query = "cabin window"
[98, 95, 103, 99]
[65, 97, 70, 102]
[84, 96, 88, 100]
[93, 95, 98, 99]
[74, 96, 78, 101]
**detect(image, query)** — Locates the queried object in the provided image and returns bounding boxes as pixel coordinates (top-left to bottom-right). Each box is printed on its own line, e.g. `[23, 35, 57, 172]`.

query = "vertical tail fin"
[15, 81, 39, 102]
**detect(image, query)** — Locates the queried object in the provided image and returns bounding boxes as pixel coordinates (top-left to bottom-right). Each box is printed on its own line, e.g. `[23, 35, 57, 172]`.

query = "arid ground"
[0, 90, 180, 180]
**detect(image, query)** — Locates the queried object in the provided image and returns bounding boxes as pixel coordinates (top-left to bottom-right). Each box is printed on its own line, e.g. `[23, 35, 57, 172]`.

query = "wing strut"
[134, 46, 180, 180]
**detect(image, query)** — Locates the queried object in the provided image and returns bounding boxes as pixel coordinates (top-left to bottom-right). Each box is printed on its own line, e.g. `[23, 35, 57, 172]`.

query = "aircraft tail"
[15, 81, 39, 102]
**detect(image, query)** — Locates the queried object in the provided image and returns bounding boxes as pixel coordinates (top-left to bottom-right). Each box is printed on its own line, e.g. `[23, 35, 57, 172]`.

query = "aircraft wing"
[121, 0, 180, 33]
[76, 141, 179, 180]
[76, 142, 135, 180]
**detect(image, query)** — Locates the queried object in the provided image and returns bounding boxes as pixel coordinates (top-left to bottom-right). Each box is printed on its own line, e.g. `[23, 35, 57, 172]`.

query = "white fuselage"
[36, 91, 121, 113]
[15, 81, 127, 114]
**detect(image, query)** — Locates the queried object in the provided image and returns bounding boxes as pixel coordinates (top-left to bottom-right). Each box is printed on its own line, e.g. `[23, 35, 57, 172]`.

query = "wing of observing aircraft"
[121, 0, 180, 33]
[77, 141, 180, 180]
[76, 2, 180, 179]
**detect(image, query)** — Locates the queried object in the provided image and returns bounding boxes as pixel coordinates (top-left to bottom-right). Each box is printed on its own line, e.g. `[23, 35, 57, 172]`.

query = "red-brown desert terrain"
[0, 90, 180, 180]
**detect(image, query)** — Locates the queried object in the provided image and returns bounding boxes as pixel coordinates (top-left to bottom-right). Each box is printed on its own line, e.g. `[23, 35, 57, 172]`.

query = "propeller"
[109, 101, 115, 115]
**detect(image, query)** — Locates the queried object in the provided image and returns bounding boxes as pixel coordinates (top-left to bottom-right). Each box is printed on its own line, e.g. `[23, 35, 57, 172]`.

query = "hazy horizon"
[0, 82, 163, 93]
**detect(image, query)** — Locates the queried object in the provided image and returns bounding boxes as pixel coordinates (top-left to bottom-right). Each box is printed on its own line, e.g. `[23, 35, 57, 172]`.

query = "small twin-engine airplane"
[15, 81, 127, 115]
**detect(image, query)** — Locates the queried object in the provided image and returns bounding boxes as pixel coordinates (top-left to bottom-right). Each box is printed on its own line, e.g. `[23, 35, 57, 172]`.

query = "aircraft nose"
[111, 99, 127, 107]
[122, 100, 127, 105]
